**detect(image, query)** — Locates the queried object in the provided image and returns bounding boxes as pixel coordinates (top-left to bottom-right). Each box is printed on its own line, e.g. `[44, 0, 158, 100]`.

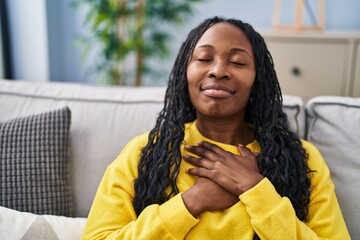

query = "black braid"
[133, 17, 312, 238]
[238, 20, 312, 221]
[133, 18, 213, 215]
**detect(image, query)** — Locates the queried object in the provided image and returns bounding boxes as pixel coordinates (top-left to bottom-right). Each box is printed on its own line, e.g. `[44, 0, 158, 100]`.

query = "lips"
[200, 83, 236, 98]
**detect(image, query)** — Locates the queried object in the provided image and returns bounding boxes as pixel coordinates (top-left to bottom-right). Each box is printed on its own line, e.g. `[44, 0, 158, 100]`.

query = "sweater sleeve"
[81, 135, 198, 240]
[239, 141, 350, 240]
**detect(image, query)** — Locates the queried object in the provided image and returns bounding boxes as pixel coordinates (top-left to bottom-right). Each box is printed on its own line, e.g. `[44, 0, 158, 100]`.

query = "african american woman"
[82, 16, 350, 240]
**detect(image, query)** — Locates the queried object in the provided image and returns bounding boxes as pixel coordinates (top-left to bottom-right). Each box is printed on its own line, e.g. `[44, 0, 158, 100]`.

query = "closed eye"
[230, 61, 245, 67]
[198, 59, 212, 62]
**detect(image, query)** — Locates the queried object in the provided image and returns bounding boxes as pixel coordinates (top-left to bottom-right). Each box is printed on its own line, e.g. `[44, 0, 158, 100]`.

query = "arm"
[241, 141, 350, 239]
[82, 135, 198, 240]
[185, 141, 350, 239]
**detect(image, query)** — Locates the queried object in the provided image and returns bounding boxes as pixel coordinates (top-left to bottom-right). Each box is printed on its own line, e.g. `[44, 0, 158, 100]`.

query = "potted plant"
[72, 0, 205, 85]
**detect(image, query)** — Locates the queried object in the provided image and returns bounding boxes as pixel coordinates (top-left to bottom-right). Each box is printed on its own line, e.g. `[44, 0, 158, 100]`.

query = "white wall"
[7, 0, 49, 81]
[4, 0, 360, 84]
[46, 0, 96, 83]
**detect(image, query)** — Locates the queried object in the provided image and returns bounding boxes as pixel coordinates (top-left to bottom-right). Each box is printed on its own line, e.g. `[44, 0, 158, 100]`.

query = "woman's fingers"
[197, 141, 228, 155]
[185, 141, 258, 161]
[186, 167, 212, 179]
[252, 152, 260, 158]
[237, 144, 253, 157]
[184, 141, 263, 195]
[183, 142, 227, 169]
[183, 154, 214, 169]
[185, 141, 231, 160]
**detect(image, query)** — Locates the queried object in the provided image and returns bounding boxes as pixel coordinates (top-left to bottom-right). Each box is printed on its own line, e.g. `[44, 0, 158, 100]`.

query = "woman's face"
[187, 22, 256, 120]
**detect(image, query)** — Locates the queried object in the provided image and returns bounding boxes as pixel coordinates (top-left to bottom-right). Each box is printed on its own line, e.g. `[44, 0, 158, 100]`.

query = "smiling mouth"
[200, 83, 236, 98]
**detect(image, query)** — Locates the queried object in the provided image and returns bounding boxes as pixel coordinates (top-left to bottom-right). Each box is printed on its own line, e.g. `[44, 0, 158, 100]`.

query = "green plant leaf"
[72, 0, 207, 85]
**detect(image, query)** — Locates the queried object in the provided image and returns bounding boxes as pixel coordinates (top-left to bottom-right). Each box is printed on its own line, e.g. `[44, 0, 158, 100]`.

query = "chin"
[201, 107, 229, 118]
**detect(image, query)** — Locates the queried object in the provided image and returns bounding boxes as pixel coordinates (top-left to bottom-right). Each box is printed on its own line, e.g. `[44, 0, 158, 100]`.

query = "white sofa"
[0, 79, 359, 239]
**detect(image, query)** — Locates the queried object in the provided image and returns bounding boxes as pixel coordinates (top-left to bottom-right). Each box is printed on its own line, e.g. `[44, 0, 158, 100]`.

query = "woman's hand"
[181, 177, 239, 218]
[184, 141, 264, 196]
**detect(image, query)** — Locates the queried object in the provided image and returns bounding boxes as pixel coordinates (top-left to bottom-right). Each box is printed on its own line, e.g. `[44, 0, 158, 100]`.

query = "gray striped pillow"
[0, 107, 73, 216]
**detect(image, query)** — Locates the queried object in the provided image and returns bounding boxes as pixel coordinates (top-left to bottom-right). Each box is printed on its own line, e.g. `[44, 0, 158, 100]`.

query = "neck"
[195, 115, 254, 146]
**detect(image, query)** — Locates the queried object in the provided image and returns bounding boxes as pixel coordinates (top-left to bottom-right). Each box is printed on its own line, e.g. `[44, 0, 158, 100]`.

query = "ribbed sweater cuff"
[158, 193, 199, 239]
[239, 178, 282, 217]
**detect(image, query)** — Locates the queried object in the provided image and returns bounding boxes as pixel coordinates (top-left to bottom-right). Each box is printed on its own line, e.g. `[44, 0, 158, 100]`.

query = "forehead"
[195, 22, 253, 53]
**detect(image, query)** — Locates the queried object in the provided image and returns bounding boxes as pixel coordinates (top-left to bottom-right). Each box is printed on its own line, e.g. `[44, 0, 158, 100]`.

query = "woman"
[82, 16, 349, 239]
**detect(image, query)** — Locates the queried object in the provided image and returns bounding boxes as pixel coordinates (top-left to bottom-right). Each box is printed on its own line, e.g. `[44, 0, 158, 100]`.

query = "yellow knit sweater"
[82, 121, 350, 239]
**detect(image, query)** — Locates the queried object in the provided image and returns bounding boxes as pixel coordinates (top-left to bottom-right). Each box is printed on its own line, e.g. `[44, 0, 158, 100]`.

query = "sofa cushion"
[306, 96, 360, 238]
[0, 80, 165, 217]
[0, 107, 73, 216]
[0, 206, 86, 240]
[282, 95, 305, 137]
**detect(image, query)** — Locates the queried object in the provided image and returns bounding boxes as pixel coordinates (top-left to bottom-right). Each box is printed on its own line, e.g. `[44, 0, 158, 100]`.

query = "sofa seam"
[0, 91, 164, 105]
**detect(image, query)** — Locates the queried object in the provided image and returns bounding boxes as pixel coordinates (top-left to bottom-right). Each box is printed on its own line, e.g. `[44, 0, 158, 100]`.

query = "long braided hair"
[133, 17, 312, 224]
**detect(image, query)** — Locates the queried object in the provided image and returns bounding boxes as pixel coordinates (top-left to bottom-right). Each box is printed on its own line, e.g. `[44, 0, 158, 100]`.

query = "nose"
[208, 60, 230, 80]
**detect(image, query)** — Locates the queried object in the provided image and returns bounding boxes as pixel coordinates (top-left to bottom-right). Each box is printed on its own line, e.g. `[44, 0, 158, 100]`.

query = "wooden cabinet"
[262, 31, 360, 100]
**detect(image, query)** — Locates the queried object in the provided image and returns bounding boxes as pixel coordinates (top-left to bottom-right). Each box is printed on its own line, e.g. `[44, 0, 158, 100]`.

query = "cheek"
[243, 72, 256, 91]
[235, 73, 256, 105]
[186, 64, 197, 84]
[187, 82, 198, 106]
[186, 64, 201, 95]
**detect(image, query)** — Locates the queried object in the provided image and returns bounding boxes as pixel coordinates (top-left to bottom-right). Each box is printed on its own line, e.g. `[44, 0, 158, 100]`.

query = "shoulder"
[122, 132, 150, 152]
[301, 140, 332, 187]
[301, 140, 322, 158]
[110, 132, 150, 170]
[301, 140, 325, 169]
[96, 132, 150, 197]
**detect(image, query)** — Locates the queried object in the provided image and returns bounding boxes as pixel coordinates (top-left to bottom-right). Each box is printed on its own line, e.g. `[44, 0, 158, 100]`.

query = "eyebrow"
[196, 44, 252, 58]
[230, 48, 252, 58]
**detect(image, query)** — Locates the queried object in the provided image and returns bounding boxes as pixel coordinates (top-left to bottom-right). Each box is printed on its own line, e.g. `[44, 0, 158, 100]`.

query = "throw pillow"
[306, 96, 360, 238]
[0, 107, 73, 216]
[0, 206, 86, 240]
